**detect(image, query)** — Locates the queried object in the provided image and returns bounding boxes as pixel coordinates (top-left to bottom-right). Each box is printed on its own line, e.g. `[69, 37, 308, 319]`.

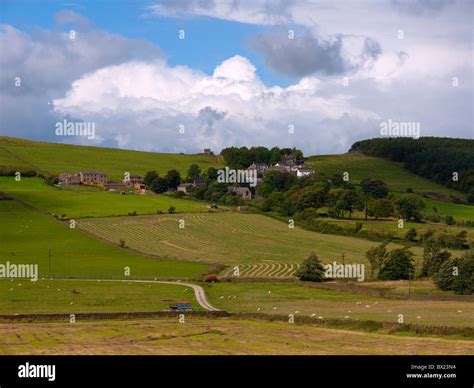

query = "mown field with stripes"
[219, 262, 300, 278]
[78, 212, 425, 279]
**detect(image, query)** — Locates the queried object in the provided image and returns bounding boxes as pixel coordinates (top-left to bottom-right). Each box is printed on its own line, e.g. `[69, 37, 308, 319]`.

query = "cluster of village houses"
[58, 171, 146, 194]
[58, 152, 314, 201]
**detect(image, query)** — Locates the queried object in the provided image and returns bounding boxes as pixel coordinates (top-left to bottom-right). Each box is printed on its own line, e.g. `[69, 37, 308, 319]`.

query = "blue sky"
[1, 0, 293, 86]
[0, 0, 472, 154]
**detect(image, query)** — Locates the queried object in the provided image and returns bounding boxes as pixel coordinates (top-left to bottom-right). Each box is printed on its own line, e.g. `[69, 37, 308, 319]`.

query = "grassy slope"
[307, 154, 465, 198]
[424, 197, 474, 221]
[78, 212, 425, 270]
[204, 282, 474, 328]
[0, 279, 202, 314]
[0, 136, 222, 180]
[1, 318, 473, 355]
[0, 177, 209, 218]
[0, 148, 31, 170]
[359, 279, 454, 296]
[0, 200, 208, 279]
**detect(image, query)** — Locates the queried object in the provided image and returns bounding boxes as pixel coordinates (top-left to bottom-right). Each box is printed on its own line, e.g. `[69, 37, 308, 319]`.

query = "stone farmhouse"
[58, 172, 82, 186]
[59, 171, 108, 186]
[59, 171, 145, 194]
[79, 171, 108, 185]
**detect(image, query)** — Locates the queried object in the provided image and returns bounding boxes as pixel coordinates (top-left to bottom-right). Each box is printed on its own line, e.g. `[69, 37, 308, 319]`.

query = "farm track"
[50, 279, 219, 311]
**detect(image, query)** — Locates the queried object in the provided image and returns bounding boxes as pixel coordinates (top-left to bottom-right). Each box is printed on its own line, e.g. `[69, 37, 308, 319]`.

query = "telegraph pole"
[341, 252, 346, 266]
[408, 268, 411, 295]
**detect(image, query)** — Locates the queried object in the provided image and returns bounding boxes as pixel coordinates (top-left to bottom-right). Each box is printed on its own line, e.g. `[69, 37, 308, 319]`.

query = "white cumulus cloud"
[53, 55, 379, 153]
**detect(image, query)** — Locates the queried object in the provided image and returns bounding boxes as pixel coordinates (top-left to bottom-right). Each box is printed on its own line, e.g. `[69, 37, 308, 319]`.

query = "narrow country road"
[55, 278, 219, 312]
[156, 281, 220, 311]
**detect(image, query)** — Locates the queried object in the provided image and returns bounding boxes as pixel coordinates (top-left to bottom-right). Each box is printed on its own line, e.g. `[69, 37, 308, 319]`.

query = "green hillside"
[78, 212, 426, 275]
[307, 154, 465, 199]
[423, 198, 474, 222]
[0, 136, 222, 181]
[0, 200, 208, 279]
[0, 177, 211, 218]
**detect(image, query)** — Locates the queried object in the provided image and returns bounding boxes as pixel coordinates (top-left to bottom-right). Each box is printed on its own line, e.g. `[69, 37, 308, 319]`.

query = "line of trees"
[143, 164, 216, 194]
[296, 245, 472, 295]
[364, 242, 473, 294]
[143, 169, 182, 194]
[220, 146, 304, 169]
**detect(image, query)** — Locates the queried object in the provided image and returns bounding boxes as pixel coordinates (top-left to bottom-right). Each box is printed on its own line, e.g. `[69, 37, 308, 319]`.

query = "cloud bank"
[1, 3, 472, 155]
[52, 55, 380, 153]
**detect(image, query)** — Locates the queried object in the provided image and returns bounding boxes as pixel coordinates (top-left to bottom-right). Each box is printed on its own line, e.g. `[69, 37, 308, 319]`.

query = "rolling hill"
[1, 136, 468, 202]
[0, 136, 223, 180]
[307, 154, 466, 199]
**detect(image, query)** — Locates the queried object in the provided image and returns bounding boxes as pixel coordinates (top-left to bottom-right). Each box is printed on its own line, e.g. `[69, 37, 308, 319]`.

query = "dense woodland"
[349, 137, 474, 200]
[220, 146, 304, 169]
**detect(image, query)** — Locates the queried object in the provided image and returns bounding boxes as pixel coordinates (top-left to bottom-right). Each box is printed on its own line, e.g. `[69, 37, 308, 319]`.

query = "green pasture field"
[358, 279, 454, 296]
[204, 282, 474, 328]
[0, 200, 208, 279]
[0, 279, 201, 315]
[0, 177, 210, 218]
[423, 197, 474, 222]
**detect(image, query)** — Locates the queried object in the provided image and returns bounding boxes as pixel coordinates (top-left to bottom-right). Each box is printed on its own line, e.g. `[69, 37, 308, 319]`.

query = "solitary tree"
[365, 242, 387, 279]
[451, 250, 473, 295]
[378, 248, 415, 280]
[296, 252, 326, 282]
[435, 257, 458, 291]
[360, 179, 389, 220]
[405, 228, 418, 242]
